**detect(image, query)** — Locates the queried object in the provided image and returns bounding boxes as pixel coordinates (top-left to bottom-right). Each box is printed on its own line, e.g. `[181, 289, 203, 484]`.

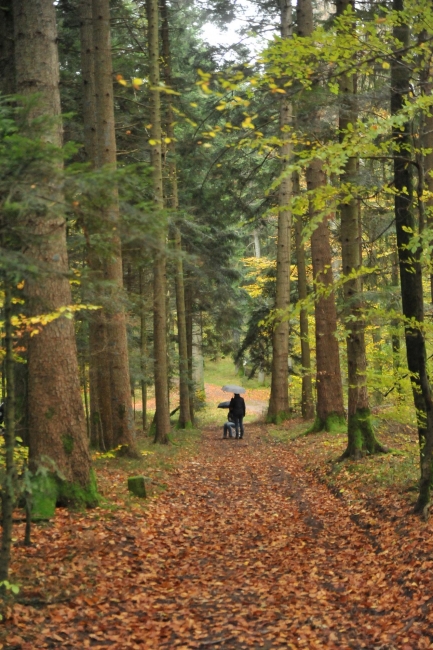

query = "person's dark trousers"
[233, 417, 244, 439]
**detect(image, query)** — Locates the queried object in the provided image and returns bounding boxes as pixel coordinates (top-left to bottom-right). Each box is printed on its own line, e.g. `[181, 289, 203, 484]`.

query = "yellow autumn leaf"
[150, 85, 180, 95]
[382, 61, 390, 69]
[132, 77, 144, 87]
[149, 139, 158, 145]
[242, 117, 255, 129]
[164, 137, 172, 143]
[190, 102, 198, 107]
[117, 78, 128, 86]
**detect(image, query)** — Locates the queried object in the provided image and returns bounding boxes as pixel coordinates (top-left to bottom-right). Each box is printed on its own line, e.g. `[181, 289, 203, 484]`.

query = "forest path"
[5, 423, 433, 649]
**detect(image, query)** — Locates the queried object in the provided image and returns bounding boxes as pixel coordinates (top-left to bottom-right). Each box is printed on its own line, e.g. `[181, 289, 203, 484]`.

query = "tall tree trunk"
[267, 0, 292, 424]
[390, 253, 402, 394]
[337, 0, 385, 458]
[78, 0, 113, 451]
[139, 268, 148, 433]
[293, 172, 314, 420]
[160, 0, 192, 429]
[0, 279, 16, 581]
[419, 30, 433, 304]
[92, 0, 137, 454]
[13, 0, 94, 497]
[307, 162, 345, 430]
[297, 0, 345, 431]
[184, 273, 195, 424]
[147, 0, 170, 443]
[392, 0, 433, 513]
[0, 0, 15, 96]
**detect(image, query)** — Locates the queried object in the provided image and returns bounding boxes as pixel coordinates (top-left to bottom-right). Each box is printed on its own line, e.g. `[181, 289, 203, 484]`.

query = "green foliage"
[0, 580, 19, 595]
[0, 436, 28, 472]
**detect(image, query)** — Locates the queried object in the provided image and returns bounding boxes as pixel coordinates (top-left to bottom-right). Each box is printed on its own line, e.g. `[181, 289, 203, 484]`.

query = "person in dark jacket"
[229, 393, 246, 439]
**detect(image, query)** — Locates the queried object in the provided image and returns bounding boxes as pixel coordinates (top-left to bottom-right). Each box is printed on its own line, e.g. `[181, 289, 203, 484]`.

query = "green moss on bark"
[266, 410, 291, 425]
[31, 469, 99, 519]
[339, 408, 387, 460]
[307, 412, 346, 434]
[62, 434, 74, 455]
[176, 420, 193, 430]
[57, 469, 99, 508]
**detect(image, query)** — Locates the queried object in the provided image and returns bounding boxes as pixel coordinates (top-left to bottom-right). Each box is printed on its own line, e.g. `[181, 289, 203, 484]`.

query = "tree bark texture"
[293, 173, 314, 420]
[161, 0, 192, 429]
[392, 0, 433, 513]
[297, 0, 345, 431]
[92, 0, 137, 453]
[337, 0, 384, 458]
[0, 0, 15, 95]
[0, 281, 16, 581]
[267, 0, 292, 423]
[184, 273, 195, 424]
[78, 0, 112, 450]
[307, 161, 345, 430]
[147, 0, 170, 443]
[391, 253, 402, 394]
[419, 30, 433, 303]
[13, 0, 93, 490]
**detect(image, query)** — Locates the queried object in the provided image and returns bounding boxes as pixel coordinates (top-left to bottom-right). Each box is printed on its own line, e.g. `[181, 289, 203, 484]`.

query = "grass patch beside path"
[266, 416, 420, 507]
[93, 428, 202, 511]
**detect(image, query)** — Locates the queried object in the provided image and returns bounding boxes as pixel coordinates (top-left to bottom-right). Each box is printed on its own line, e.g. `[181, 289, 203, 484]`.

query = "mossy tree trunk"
[267, 0, 292, 424]
[337, 0, 385, 459]
[293, 172, 314, 420]
[160, 0, 192, 430]
[392, 0, 433, 513]
[13, 0, 94, 496]
[147, 0, 170, 444]
[91, 0, 138, 454]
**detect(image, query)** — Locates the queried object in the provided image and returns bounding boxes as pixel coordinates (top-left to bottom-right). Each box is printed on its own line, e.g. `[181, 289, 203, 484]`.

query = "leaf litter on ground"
[2, 420, 433, 649]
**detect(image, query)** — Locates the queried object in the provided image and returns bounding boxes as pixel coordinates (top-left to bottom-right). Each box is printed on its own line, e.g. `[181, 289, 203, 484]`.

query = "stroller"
[218, 401, 236, 439]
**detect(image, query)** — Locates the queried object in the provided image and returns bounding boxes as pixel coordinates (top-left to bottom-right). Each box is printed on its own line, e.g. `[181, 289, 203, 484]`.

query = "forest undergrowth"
[1, 410, 433, 649]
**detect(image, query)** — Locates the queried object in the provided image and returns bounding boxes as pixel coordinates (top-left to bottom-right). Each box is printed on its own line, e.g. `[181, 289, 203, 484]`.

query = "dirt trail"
[5, 424, 433, 649]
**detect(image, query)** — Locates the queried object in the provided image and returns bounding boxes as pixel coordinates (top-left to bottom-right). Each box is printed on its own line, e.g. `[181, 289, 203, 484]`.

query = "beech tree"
[337, 0, 385, 458]
[391, 0, 433, 512]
